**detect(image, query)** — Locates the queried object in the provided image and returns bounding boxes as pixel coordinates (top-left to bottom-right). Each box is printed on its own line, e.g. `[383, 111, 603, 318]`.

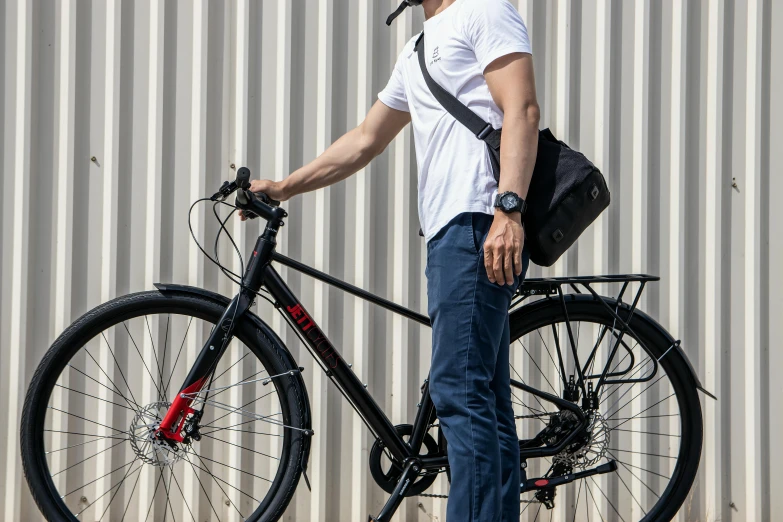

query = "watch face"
[501, 193, 518, 211]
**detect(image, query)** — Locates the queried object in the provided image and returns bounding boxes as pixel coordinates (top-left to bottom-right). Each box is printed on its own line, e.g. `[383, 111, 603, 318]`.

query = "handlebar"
[211, 167, 286, 224]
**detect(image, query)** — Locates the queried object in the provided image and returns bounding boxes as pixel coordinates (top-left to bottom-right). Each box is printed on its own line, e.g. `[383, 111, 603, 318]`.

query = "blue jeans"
[426, 212, 530, 522]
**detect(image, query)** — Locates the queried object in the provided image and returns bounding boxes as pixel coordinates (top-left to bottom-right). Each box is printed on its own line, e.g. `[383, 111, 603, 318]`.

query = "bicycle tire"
[21, 290, 310, 522]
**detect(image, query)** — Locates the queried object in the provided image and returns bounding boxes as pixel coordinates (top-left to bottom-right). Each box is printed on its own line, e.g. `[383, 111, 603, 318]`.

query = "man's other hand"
[483, 211, 524, 285]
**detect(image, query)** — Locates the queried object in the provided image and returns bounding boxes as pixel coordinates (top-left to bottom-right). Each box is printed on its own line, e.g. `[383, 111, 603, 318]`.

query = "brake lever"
[211, 180, 237, 202]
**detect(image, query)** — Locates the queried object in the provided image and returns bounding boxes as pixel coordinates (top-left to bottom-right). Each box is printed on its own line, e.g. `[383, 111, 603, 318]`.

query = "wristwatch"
[494, 191, 527, 215]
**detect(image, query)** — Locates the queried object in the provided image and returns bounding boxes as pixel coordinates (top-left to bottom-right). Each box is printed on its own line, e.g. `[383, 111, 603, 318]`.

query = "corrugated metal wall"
[1, 0, 780, 520]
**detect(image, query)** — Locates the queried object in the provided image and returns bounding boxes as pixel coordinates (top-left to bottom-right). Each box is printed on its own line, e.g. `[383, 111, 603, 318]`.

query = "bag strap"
[414, 33, 502, 151]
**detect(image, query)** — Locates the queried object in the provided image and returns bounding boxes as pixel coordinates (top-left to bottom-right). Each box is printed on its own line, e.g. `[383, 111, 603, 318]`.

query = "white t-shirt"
[378, 0, 531, 241]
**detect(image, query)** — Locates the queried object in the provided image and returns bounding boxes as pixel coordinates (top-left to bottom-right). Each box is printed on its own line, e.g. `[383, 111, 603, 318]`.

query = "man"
[246, 0, 539, 519]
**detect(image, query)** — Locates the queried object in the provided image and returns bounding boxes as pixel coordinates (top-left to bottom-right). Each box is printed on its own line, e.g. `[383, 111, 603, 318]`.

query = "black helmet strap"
[386, 0, 409, 25]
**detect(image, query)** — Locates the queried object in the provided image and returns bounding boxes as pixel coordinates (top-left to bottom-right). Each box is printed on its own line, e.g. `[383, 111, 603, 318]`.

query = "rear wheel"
[21, 290, 309, 522]
[509, 296, 703, 521]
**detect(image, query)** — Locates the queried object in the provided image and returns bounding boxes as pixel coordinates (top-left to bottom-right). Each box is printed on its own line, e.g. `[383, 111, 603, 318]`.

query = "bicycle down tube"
[263, 264, 412, 461]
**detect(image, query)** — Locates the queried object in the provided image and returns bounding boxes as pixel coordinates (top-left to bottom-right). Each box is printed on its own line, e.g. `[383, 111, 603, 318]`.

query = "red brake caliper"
[155, 377, 207, 443]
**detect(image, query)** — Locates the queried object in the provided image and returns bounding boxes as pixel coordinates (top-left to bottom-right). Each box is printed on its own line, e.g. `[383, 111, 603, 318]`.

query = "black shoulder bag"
[415, 34, 610, 267]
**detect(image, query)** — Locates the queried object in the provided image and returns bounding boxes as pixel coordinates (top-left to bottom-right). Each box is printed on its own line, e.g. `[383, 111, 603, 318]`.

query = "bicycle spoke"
[197, 391, 280, 430]
[212, 351, 251, 384]
[573, 479, 583, 522]
[586, 480, 604, 522]
[610, 413, 679, 421]
[167, 463, 197, 522]
[183, 452, 244, 520]
[116, 459, 143, 522]
[47, 406, 129, 436]
[51, 438, 127, 477]
[604, 375, 666, 419]
[144, 317, 169, 403]
[74, 462, 142, 518]
[70, 361, 141, 414]
[159, 315, 171, 399]
[613, 462, 647, 516]
[520, 339, 559, 395]
[605, 447, 677, 460]
[46, 435, 122, 454]
[196, 453, 274, 483]
[60, 460, 134, 499]
[200, 433, 280, 460]
[207, 367, 268, 402]
[198, 413, 284, 437]
[540, 328, 565, 391]
[607, 392, 676, 430]
[54, 383, 136, 412]
[165, 316, 194, 394]
[611, 428, 679, 438]
[607, 450, 664, 496]
[589, 476, 625, 522]
[100, 332, 143, 410]
[123, 322, 166, 400]
[598, 355, 654, 406]
[45, 429, 128, 439]
[532, 503, 542, 522]
[187, 452, 262, 503]
[179, 458, 221, 522]
[160, 465, 177, 522]
[143, 470, 165, 522]
[200, 427, 282, 437]
[510, 362, 550, 413]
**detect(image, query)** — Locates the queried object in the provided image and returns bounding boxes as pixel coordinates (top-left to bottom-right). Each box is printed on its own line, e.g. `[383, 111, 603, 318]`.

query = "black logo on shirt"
[430, 46, 441, 65]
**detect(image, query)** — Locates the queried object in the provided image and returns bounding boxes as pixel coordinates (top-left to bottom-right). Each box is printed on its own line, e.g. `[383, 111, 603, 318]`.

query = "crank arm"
[520, 460, 618, 493]
[369, 459, 422, 522]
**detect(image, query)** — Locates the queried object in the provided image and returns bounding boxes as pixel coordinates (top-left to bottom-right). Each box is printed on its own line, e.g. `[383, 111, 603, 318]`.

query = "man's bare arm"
[245, 101, 410, 210]
[482, 52, 540, 284]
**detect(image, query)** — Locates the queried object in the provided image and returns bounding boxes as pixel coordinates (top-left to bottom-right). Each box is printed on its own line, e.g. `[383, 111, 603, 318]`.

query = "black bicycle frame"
[158, 183, 699, 482]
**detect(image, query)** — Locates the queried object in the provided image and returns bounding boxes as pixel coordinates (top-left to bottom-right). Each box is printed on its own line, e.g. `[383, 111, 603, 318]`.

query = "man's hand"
[238, 179, 289, 221]
[483, 211, 524, 285]
[248, 179, 288, 201]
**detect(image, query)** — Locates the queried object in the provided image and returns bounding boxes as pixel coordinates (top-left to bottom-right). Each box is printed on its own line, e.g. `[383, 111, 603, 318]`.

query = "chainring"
[369, 424, 440, 496]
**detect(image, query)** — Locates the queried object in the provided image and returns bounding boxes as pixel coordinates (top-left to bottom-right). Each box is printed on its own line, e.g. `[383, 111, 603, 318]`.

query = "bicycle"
[21, 167, 712, 521]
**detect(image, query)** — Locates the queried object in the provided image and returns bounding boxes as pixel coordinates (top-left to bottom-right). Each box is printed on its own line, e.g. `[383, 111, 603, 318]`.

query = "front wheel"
[21, 290, 309, 522]
[509, 295, 703, 521]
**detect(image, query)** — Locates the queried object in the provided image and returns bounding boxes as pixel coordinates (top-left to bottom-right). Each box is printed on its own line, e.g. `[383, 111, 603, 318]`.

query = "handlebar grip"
[254, 191, 280, 207]
[236, 167, 251, 189]
[237, 189, 280, 220]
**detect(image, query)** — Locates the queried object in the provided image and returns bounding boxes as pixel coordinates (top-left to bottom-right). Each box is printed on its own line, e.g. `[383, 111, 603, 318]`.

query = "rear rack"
[516, 273, 660, 299]
[511, 274, 663, 398]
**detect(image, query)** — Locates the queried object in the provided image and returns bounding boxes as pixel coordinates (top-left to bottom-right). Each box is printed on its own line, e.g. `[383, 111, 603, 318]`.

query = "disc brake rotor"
[129, 402, 188, 467]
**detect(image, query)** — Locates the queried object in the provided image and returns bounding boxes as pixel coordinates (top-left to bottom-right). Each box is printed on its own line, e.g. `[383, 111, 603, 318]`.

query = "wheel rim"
[510, 305, 699, 521]
[34, 308, 291, 522]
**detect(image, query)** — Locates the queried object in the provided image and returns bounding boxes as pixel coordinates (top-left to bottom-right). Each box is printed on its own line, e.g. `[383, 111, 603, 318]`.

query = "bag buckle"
[477, 124, 493, 140]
